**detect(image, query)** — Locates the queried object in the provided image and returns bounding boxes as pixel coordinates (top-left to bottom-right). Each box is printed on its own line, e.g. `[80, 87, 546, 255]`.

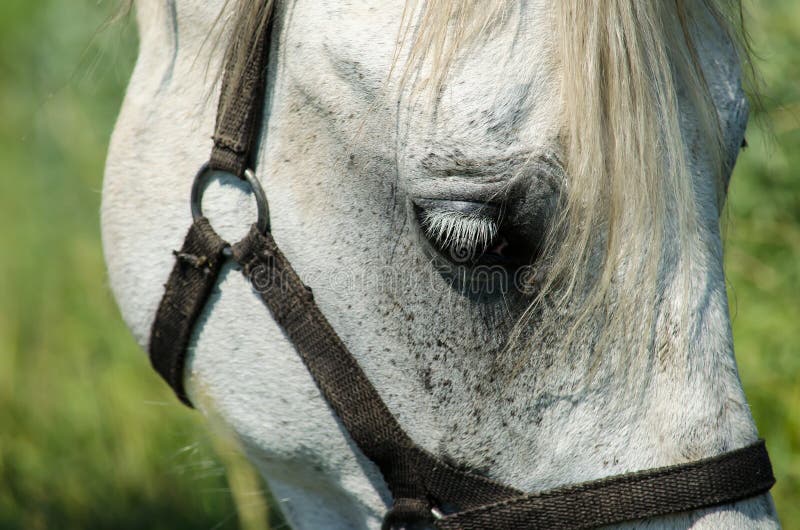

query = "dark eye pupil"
[485, 235, 509, 257]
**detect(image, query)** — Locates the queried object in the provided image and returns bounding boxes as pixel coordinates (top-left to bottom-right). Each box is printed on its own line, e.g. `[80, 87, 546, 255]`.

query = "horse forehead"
[286, 0, 558, 140]
[341, 3, 549, 73]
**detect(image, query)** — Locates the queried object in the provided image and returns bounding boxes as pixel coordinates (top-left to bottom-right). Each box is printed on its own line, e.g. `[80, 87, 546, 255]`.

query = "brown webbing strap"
[209, 2, 275, 177]
[149, 218, 228, 406]
[436, 440, 774, 529]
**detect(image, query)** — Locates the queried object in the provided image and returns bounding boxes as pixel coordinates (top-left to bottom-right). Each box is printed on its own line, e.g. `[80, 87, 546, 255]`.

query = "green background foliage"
[0, 0, 796, 528]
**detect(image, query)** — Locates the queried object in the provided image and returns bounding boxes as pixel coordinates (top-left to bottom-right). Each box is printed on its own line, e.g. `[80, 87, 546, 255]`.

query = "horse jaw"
[102, 0, 779, 528]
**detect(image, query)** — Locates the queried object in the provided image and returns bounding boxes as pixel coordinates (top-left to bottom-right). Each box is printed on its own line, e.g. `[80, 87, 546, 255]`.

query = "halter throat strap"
[146, 5, 775, 528]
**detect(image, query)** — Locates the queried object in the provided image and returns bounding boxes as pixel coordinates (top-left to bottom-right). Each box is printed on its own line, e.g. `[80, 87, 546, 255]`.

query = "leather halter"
[147, 5, 775, 529]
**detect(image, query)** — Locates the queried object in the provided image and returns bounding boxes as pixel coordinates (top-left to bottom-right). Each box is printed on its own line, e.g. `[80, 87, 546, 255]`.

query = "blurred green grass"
[0, 0, 797, 529]
[724, 2, 800, 525]
[0, 1, 275, 529]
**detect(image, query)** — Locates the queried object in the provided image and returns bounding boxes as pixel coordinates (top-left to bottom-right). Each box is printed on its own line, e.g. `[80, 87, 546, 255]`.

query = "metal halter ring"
[190, 162, 270, 234]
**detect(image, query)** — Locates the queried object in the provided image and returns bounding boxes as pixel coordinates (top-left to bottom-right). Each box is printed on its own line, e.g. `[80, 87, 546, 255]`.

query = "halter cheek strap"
[149, 218, 228, 406]
[146, 4, 775, 529]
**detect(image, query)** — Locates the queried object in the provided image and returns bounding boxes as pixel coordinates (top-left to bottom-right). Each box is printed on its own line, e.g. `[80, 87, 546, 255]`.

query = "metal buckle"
[190, 162, 270, 234]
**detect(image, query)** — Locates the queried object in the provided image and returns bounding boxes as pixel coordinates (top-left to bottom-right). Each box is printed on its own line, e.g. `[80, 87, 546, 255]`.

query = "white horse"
[102, 0, 781, 528]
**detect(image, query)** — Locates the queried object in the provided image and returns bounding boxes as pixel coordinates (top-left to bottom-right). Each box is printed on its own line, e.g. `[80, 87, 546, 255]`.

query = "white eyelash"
[420, 210, 498, 252]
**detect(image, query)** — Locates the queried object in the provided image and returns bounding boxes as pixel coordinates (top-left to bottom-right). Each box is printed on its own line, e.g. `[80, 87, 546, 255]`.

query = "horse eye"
[413, 197, 547, 271]
[412, 199, 526, 267]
